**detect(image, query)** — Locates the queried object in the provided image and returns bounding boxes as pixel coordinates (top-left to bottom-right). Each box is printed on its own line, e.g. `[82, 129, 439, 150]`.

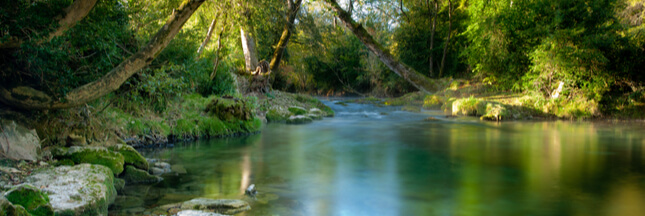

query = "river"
[110, 100, 645, 216]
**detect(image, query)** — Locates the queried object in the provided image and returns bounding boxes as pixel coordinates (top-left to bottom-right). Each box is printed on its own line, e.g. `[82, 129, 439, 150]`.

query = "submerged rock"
[25, 164, 117, 216]
[108, 144, 149, 171]
[286, 115, 313, 124]
[307, 114, 323, 120]
[0, 120, 40, 161]
[151, 162, 172, 175]
[3, 184, 54, 216]
[121, 165, 162, 184]
[178, 198, 250, 215]
[52, 146, 125, 175]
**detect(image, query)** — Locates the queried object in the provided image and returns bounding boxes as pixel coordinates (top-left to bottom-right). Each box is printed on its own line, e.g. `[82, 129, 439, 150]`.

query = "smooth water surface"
[111, 100, 645, 216]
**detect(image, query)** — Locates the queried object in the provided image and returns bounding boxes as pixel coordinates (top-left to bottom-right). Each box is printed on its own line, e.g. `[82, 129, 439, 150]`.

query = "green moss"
[113, 178, 125, 192]
[266, 108, 290, 122]
[108, 145, 149, 171]
[53, 147, 125, 175]
[173, 119, 198, 137]
[0, 197, 31, 216]
[5, 184, 54, 216]
[288, 106, 307, 115]
[120, 165, 162, 184]
[452, 97, 482, 116]
[55, 159, 75, 166]
[334, 101, 348, 106]
[402, 105, 421, 112]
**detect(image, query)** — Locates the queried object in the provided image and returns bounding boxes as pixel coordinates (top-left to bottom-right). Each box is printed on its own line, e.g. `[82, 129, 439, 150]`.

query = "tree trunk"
[211, 13, 229, 80]
[322, 0, 439, 93]
[0, 0, 206, 110]
[197, 16, 219, 59]
[269, 0, 303, 71]
[0, 0, 99, 49]
[240, 27, 258, 72]
[428, 0, 438, 77]
[439, 0, 452, 78]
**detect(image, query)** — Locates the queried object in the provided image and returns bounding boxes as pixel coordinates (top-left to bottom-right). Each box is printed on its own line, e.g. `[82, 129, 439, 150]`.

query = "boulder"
[308, 108, 324, 116]
[0, 120, 40, 161]
[0, 196, 30, 216]
[306, 114, 323, 120]
[266, 107, 290, 122]
[113, 178, 126, 192]
[25, 164, 117, 216]
[287, 106, 307, 115]
[3, 184, 54, 216]
[157, 198, 250, 215]
[286, 115, 313, 124]
[121, 165, 162, 184]
[108, 144, 148, 171]
[52, 146, 125, 175]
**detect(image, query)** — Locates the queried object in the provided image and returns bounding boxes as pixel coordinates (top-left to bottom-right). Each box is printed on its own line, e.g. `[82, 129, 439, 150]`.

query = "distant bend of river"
[110, 99, 645, 216]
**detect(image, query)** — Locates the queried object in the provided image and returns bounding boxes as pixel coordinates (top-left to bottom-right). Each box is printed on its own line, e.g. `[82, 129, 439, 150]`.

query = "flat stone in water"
[157, 198, 250, 215]
[177, 210, 227, 216]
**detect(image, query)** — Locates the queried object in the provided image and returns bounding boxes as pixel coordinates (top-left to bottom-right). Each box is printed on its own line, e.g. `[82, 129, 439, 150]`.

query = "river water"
[111, 100, 645, 216]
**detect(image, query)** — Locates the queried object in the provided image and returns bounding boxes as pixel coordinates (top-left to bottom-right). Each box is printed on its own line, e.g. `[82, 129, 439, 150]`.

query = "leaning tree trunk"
[0, 0, 99, 49]
[0, 0, 206, 110]
[322, 0, 439, 93]
[240, 27, 259, 72]
[211, 13, 229, 80]
[196, 16, 219, 59]
[439, 0, 452, 78]
[269, 0, 303, 71]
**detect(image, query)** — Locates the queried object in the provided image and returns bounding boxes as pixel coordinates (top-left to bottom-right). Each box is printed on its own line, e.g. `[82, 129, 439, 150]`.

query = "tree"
[0, 0, 206, 110]
[438, 0, 452, 77]
[321, 0, 439, 93]
[269, 0, 303, 71]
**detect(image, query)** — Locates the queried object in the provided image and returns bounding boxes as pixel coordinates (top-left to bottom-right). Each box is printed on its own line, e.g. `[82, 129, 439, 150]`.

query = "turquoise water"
[110, 101, 645, 216]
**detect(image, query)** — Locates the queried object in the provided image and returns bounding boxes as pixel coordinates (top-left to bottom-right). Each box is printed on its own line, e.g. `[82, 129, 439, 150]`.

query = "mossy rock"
[52, 146, 125, 175]
[108, 144, 148, 171]
[480, 103, 510, 121]
[4, 184, 54, 216]
[451, 97, 485, 116]
[286, 115, 313, 124]
[308, 108, 324, 116]
[266, 108, 290, 122]
[120, 165, 163, 184]
[287, 106, 307, 115]
[0, 196, 31, 216]
[205, 97, 253, 122]
[334, 101, 348, 106]
[113, 178, 126, 192]
[26, 164, 117, 216]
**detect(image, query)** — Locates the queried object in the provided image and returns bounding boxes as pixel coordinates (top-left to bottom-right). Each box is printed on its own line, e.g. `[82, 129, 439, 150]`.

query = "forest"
[1, 0, 645, 215]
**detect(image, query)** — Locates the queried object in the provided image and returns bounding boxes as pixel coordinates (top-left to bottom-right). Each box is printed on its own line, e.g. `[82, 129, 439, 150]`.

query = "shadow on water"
[110, 99, 645, 216]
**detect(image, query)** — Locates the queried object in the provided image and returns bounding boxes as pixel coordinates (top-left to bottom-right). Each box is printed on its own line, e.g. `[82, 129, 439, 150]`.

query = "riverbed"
[110, 100, 645, 215]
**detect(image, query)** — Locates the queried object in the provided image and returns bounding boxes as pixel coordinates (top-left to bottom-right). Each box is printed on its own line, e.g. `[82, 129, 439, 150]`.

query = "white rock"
[0, 120, 40, 161]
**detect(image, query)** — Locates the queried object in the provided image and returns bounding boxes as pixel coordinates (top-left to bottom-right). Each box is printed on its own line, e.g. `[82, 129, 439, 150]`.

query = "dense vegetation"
[0, 0, 644, 116]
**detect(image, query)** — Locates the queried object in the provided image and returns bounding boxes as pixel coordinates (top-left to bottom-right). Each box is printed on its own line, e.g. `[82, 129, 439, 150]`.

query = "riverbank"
[349, 79, 644, 121]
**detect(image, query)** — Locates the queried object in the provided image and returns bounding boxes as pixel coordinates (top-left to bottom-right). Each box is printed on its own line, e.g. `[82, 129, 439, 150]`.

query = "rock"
[287, 106, 307, 115]
[150, 167, 165, 176]
[154, 162, 171, 170]
[179, 198, 250, 215]
[402, 105, 421, 113]
[52, 146, 125, 175]
[308, 108, 324, 116]
[0, 120, 41, 161]
[121, 165, 163, 184]
[108, 144, 149, 171]
[177, 210, 227, 216]
[286, 115, 313, 124]
[0, 166, 22, 174]
[266, 107, 290, 122]
[111, 195, 144, 209]
[113, 178, 126, 192]
[3, 184, 54, 216]
[25, 164, 117, 216]
[306, 114, 323, 120]
[424, 117, 441, 121]
[0, 196, 30, 216]
[245, 184, 257, 196]
[66, 133, 87, 146]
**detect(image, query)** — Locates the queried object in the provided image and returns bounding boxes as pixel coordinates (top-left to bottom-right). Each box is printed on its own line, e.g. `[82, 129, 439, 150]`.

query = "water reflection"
[110, 105, 645, 216]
